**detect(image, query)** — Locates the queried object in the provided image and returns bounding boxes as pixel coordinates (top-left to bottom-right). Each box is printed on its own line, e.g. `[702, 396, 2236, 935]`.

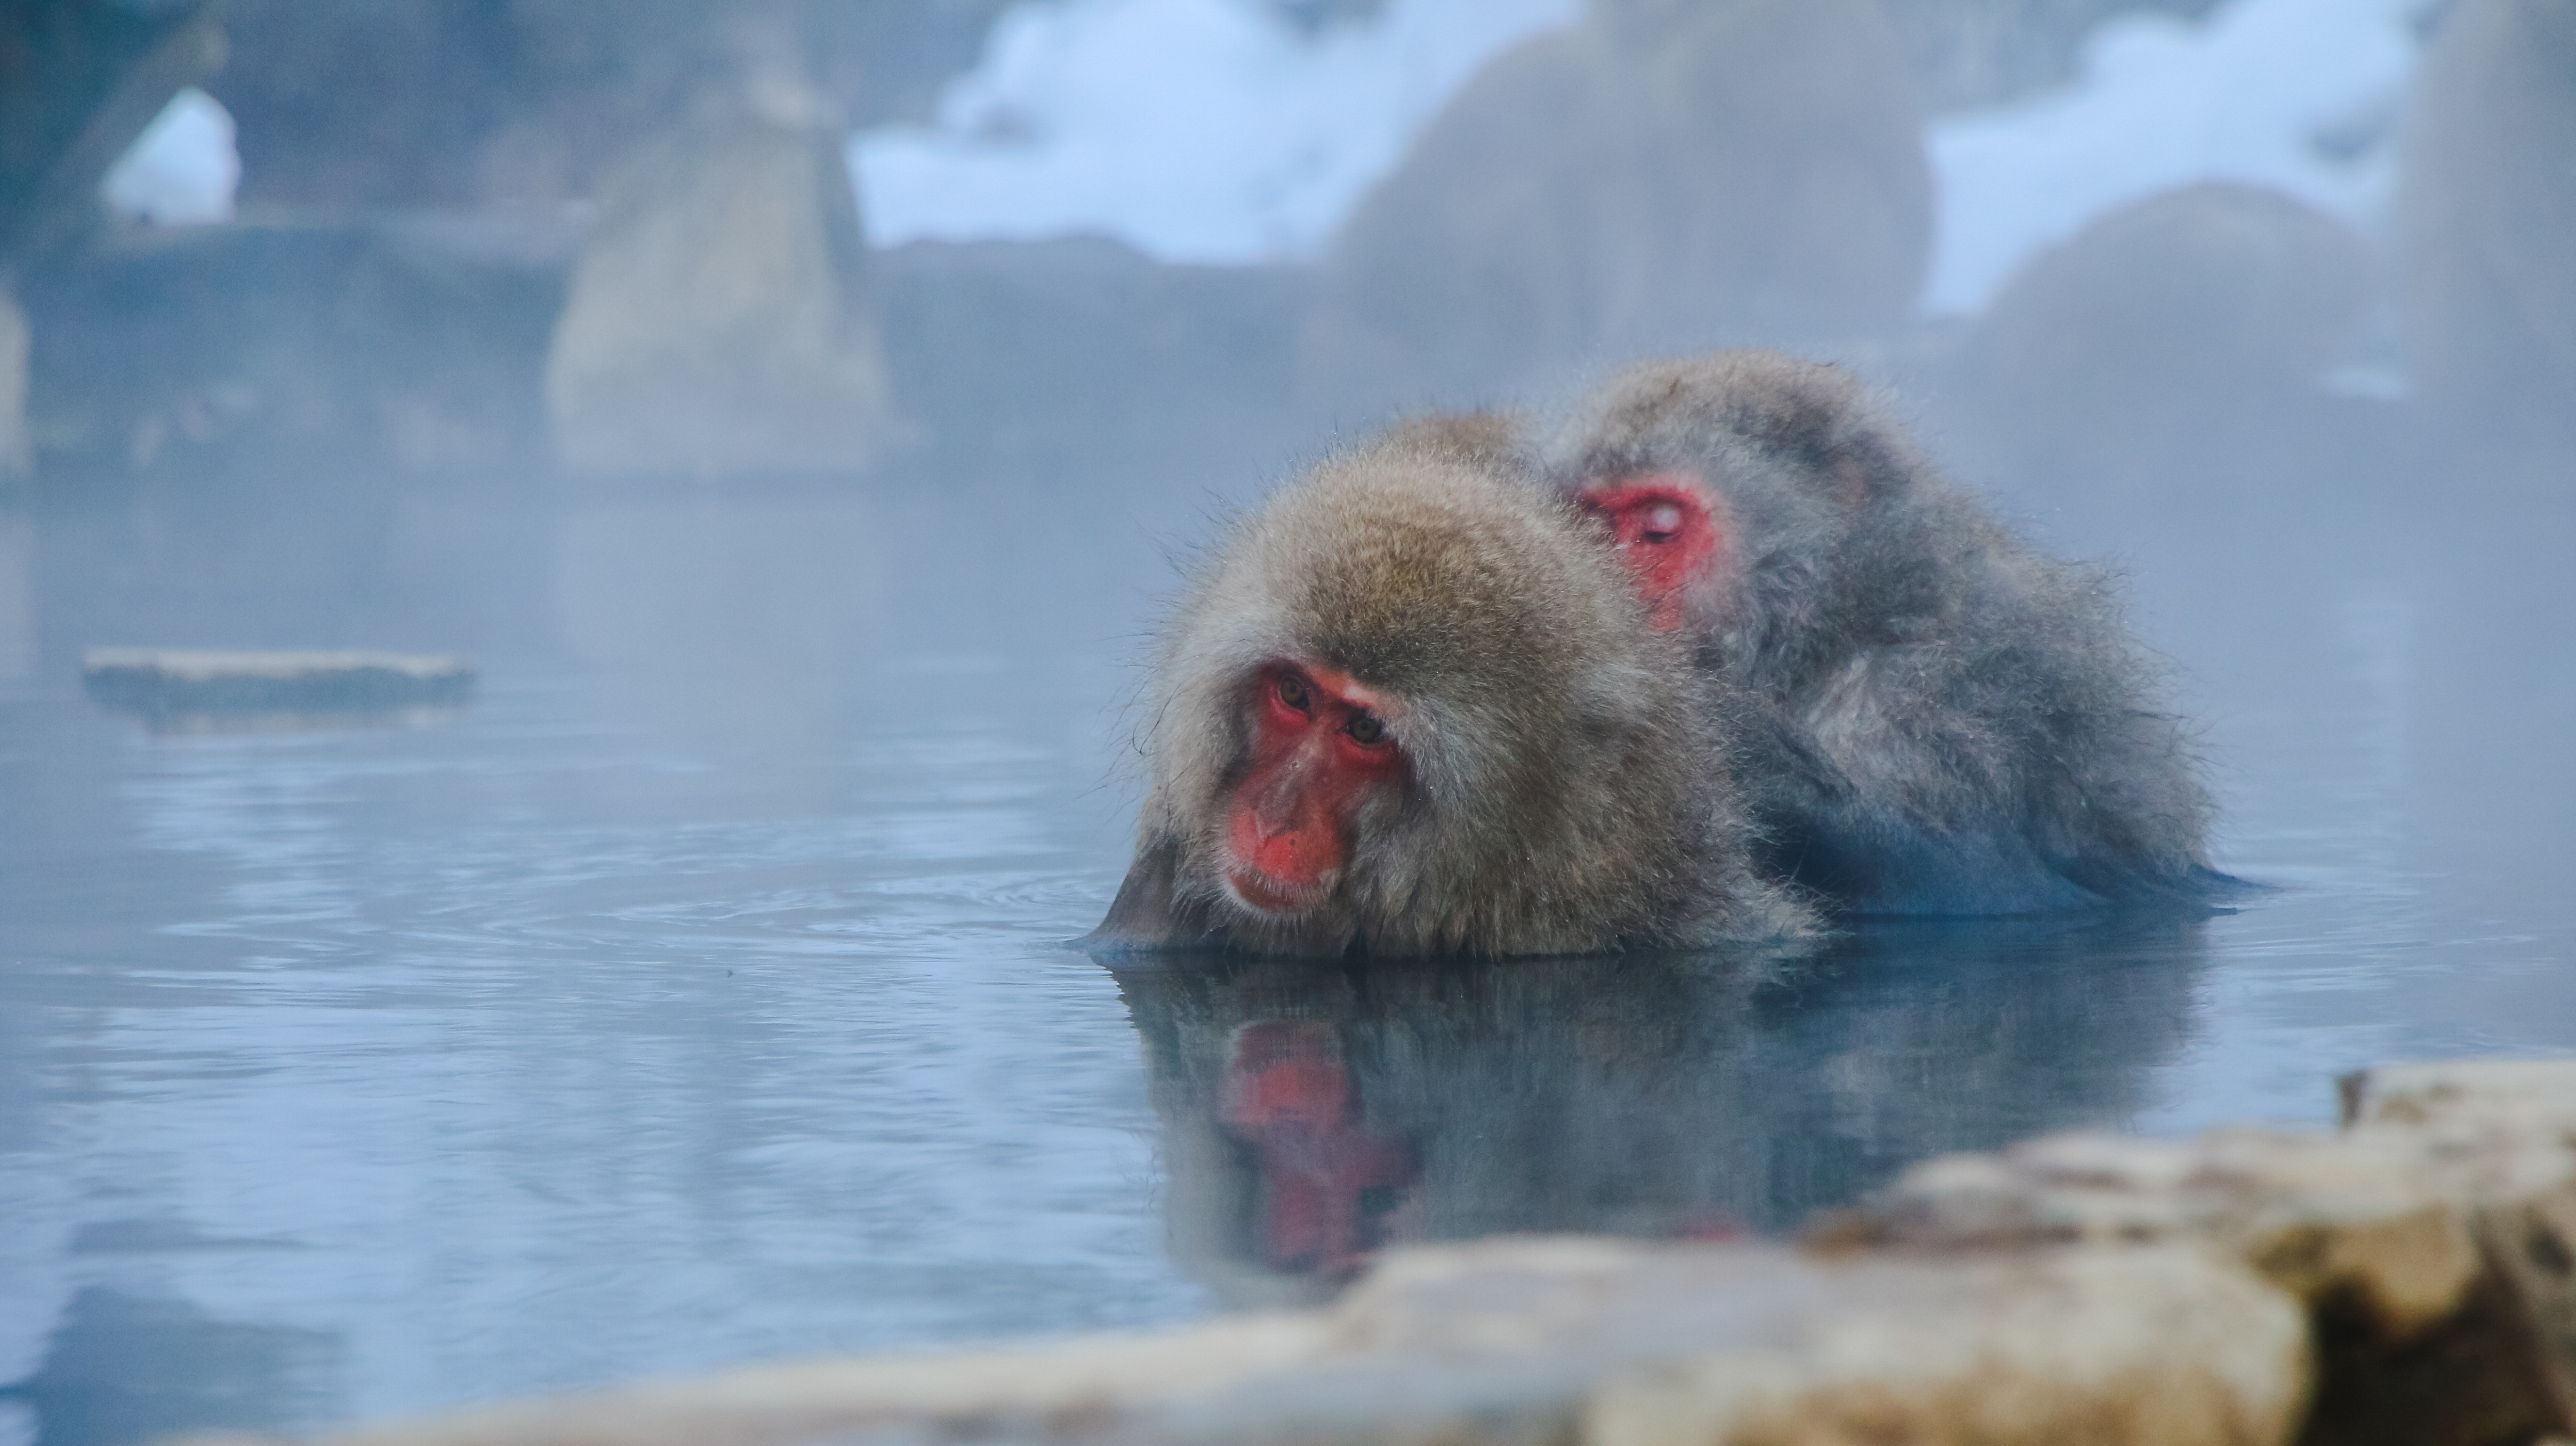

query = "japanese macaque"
[1549, 351, 2223, 916]
[1091, 430, 1812, 957]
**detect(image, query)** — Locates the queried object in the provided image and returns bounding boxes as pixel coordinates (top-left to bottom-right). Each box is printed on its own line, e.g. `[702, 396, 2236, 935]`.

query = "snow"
[102, 87, 240, 226]
[849, 0, 1578, 263]
[867, 0, 2426, 313]
[1923, 0, 2426, 315]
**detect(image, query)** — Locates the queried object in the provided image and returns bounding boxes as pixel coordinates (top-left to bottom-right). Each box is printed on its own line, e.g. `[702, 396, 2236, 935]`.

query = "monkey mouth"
[1221, 864, 1333, 918]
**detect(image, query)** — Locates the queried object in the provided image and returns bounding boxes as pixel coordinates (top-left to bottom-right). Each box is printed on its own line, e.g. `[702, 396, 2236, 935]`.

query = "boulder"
[545, 114, 895, 479]
[263, 1238, 2304, 1446]
[2396, 0, 2576, 465]
[1301, 0, 1930, 420]
[200, 1056, 2576, 1446]
[1834, 1057, 2576, 1444]
[1953, 181, 2374, 487]
[2345, 1058, 2576, 1129]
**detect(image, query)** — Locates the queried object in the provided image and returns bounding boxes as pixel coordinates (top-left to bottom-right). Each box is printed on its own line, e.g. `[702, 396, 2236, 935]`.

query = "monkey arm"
[1085, 835, 1217, 951]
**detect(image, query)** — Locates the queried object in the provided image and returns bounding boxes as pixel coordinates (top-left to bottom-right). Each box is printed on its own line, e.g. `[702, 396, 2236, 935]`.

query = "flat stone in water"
[80, 648, 477, 723]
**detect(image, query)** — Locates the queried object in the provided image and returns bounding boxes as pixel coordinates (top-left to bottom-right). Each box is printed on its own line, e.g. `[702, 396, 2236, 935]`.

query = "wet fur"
[1095, 432, 1812, 956]
[1549, 350, 2223, 916]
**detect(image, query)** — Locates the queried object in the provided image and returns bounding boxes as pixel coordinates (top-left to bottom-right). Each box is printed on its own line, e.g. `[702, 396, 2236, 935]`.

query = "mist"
[1, 0, 2570, 1440]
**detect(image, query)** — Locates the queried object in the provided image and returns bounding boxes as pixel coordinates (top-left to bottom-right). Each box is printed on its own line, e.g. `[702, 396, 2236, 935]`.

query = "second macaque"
[1549, 350, 2225, 916]
[1092, 428, 1811, 957]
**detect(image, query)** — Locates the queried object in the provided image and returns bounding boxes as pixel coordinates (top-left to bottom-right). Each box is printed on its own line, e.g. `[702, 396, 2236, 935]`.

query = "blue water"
[1, 459, 2570, 1446]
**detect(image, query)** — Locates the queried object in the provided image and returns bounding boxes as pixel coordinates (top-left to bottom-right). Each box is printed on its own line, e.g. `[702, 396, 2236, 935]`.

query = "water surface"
[1, 455, 2570, 1446]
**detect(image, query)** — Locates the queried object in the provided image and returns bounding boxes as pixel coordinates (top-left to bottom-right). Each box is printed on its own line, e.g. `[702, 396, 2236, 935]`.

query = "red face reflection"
[1221, 1021, 1417, 1280]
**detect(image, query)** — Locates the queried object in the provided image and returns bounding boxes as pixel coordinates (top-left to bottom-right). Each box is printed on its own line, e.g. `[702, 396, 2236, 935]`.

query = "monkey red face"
[1222, 662, 1404, 917]
[1577, 473, 1725, 631]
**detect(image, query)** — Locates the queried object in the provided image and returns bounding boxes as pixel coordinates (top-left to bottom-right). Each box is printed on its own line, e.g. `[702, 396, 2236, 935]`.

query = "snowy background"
[852, 0, 2428, 313]
[114, 0, 2431, 318]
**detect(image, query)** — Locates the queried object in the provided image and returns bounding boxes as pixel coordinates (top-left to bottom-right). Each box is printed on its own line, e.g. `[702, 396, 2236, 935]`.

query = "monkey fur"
[1093, 429, 1814, 957]
[1550, 350, 2226, 916]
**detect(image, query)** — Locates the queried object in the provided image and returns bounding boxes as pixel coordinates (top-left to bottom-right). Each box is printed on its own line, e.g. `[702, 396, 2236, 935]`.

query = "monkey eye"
[1346, 712, 1387, 747]
[1639, 503, 1685, 542]
[1275, 673, 1312, 713]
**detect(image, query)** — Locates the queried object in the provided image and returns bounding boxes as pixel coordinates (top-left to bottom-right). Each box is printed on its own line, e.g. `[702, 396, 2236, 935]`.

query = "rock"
[1301, 0, 1930, 420]
[185, 1057, 2576, 1446]
[1835, 1061, 2576, 1444]
[2397, 0, 2576, 467]
[206, 1, 1018, 210]
[2344, 1059, 2576, 1129]
[81, 648, 475, 722]
[544, 113, 895, 479]
[1879, 0, 2226, 113]
[1952, 181, 2374, 489]
[258, 1237, 2302, 1446]
[24, 218, 567, 477]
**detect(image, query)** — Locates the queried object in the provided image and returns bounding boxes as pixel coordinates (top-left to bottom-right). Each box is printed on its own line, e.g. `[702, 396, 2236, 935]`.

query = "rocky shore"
[211, 1057, 2576, 1446]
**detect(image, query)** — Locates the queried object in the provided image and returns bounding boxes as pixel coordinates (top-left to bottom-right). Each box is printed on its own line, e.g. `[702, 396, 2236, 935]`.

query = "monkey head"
[1098, 432, 1807, 957]
[1550, 351, 1930, 668]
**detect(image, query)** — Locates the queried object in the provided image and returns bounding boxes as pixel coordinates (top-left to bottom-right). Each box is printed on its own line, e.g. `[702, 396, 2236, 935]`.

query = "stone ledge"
[1832, 1056, 2576, 1443]
[207, 1058, 2576, 1446]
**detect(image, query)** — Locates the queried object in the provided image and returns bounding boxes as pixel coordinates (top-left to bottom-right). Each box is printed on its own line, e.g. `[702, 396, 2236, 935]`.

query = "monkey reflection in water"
[1217, 1020, 1418, 1282]
[1113, 920, 2203, 1305]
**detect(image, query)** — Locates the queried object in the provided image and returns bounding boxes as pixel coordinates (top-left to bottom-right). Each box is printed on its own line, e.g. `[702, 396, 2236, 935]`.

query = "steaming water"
[1, 457, 2572, 1446]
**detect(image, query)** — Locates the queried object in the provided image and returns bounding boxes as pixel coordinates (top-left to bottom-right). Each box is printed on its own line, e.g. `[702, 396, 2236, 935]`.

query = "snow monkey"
[1550, 350, 2225, 916]
[1091, 429, 1814, 957]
